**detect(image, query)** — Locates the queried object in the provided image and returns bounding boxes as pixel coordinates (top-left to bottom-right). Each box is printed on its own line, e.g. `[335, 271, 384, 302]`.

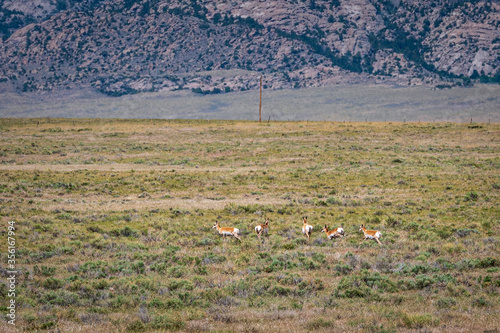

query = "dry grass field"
[0, 118, 499, 332]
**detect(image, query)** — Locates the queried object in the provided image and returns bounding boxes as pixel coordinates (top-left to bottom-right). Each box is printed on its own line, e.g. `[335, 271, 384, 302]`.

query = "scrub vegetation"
[0, 118, 498, 332]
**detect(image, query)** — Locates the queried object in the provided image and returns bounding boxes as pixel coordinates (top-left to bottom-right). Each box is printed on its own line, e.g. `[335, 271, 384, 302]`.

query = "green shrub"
[42, 277, 64, 290]
[326, 196, 341, 205]
[415, 252, 431, 261]
[464, 191, 479, 202]
[131, 261, 145, 274]
[336, 270, 397, 298]
[406, 264, 434, 275]
[109, 295, 128, 309]
[41, 290, 78, 306]
[168, 279, 194, 291]
[264, 259, 285, 273]
[34, 265, 56, 277]
[415, 275, 434, 289]
[79, 261, 108, 278]
[197, 238, 215, 246]
[312, 252, 326, 263]
[40, 321, 56, 330]
[127, 319, 145, 332]
[476, 257, 498, 268]
[435, 226, 452, 239]
[167, 265, 185, 278]
[202, 252, 227, 264]
[113, 226, 139, 237]
[472, 297, 490, 307]
[386, 216, 402, 228]
[404, 222, 420, 231]
[151, 262, 167, 273]
[269, 285, 291, 296]
[334, 264, 353, 276]
[455, 228, 479, 238]
[299, 257, 320, 270]
[164, 298, 184, 309]
[194, 265, 208, 275]
[457, 257, 498, 271]
[436, 297, 456, 309]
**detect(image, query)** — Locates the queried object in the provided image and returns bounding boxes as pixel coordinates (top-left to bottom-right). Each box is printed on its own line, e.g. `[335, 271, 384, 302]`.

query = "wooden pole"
[259, 76, 262, 123]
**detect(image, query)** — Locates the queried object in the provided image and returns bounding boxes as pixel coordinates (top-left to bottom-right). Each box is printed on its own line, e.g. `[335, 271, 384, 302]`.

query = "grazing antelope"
[212, 221, 241, 241]
[302, 216, 313, 241]
[321, 225, 345, 240]
[359, 224, 382, 245]
[255, 218, 269, 239]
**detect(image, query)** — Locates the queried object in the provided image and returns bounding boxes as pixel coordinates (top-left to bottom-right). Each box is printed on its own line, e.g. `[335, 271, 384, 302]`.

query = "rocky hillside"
[0, 0, 498, 96]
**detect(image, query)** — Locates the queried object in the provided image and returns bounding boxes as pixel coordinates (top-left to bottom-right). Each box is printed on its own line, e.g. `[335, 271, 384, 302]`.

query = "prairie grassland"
[0, 118, 499, 332]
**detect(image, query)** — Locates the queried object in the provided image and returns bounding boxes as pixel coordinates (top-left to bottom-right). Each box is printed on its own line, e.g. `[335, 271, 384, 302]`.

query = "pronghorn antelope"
[302, 216, 313, 241]
[255, 218, 269, 238]
[212, 221, 241, 241]
[359, 224, 382, 245]
[321, 225, 345, 240]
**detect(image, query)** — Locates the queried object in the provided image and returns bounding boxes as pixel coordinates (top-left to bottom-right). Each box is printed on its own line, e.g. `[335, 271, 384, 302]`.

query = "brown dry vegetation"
[0, 118, 499, 332]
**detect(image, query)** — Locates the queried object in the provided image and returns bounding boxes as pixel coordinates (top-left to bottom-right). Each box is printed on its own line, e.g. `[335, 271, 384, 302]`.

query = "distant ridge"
[0, 0, 498, 96]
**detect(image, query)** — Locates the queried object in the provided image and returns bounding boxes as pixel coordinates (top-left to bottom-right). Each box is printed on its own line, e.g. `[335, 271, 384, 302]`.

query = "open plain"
[0, 118, 498, 332]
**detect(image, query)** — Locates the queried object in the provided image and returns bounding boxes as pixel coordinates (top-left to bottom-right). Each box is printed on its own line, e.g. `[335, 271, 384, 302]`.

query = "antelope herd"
[359, 224, 382, 245]
[301, 216, 313, 241]
[212, 217, 382, 245]
[254, 217, 270, 239]
[212, 220, 241, 241]
[321, 224, 345, 240]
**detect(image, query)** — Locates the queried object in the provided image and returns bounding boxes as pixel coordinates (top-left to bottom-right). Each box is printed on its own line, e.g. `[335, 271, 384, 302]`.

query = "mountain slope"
[0, 0, 498, 96]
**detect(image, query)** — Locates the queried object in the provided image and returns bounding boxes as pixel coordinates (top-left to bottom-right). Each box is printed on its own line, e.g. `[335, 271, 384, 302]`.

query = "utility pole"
[259, 76, 262, 123]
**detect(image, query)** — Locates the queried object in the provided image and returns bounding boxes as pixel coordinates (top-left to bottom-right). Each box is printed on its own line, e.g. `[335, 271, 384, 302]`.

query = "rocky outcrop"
[0, 0, 498, 96]
[394, 1, 499, 78]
